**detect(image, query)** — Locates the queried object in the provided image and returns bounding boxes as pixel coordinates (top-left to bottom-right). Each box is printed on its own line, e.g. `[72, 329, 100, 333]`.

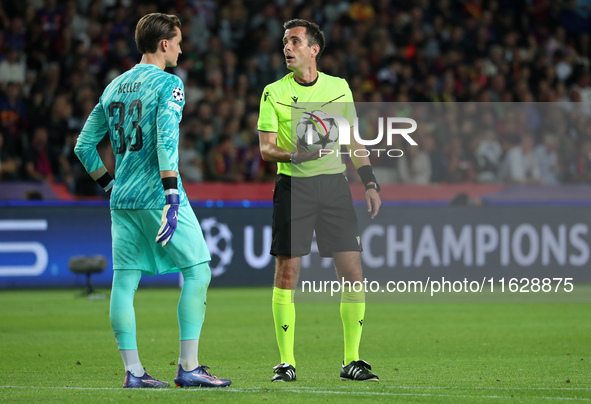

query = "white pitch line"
[383, 386, 591, 392]
[2, 386, 122, 391]
[281, 390, 590, 401]
[1, 385, 589, 401]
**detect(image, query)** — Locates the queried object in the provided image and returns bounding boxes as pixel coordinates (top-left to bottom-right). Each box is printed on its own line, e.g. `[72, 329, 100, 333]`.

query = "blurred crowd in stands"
[0, 0, 590, 196]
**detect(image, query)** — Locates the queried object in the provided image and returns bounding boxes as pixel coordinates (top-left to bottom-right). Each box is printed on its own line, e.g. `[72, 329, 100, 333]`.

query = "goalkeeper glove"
[156, 181, 180, 246]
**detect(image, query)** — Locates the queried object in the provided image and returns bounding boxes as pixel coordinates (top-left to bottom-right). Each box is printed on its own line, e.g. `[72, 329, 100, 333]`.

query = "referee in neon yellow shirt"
[258, 19, 381, 383]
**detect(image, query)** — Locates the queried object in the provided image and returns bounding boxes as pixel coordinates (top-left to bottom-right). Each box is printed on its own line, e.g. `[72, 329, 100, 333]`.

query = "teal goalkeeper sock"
[178, 263, 211, 341]
[110, 270, 142, 350]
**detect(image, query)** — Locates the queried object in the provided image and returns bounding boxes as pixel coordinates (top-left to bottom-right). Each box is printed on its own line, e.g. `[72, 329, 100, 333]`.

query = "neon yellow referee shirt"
[257, 72, 356, 177]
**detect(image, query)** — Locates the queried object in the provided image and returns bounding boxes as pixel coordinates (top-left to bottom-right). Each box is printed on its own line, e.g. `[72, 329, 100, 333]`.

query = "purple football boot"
[174, 364, 232, 387]
[123, 368, 169, 388]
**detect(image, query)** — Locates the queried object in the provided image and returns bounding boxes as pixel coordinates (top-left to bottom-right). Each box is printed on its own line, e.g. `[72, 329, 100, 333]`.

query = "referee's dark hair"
[135, 13, 181, 54]
[283, 19, 325, 62]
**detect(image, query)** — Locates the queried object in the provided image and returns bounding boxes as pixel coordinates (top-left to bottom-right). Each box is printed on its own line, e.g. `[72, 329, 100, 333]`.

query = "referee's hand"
[365, 188, 381, 219]
[293, 139, 331, 163]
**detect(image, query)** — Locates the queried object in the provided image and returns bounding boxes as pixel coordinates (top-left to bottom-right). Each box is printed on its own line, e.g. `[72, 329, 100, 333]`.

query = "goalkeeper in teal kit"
[75, 13, 230, 388]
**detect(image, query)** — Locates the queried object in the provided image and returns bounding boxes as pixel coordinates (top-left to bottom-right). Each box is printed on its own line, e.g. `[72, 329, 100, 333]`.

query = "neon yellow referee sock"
[341, 290, 365, 365]
[272, 287, 296, 368]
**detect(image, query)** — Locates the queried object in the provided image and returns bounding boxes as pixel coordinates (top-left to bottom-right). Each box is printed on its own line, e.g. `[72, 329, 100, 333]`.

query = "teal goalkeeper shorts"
[110, 206, 211, 275]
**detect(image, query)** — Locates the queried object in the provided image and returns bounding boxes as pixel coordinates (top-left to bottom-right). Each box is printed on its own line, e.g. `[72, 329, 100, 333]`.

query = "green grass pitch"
[0, 287, 589, 403]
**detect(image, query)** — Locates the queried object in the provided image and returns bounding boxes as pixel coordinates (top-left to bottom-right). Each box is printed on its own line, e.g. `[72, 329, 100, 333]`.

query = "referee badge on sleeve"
[172, 87, 184, 102]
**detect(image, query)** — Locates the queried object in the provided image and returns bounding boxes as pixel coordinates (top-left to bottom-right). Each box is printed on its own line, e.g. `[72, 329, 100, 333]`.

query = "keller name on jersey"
[118, 81, 142, 94]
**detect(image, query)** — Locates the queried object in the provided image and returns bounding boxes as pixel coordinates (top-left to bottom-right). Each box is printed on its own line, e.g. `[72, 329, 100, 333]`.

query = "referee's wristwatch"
[365, 183, 380, 192]
[290, 152, 301, 165]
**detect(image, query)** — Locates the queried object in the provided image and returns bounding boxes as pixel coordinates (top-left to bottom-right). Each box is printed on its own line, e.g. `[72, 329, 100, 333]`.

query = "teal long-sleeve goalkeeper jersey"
[75, 63, 188, 210]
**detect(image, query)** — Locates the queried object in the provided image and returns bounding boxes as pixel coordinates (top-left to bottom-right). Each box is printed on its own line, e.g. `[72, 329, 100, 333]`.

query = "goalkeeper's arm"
[155, 170, 179, 247]
[88, 165, 114, 194]
[74, 102, 113, 194]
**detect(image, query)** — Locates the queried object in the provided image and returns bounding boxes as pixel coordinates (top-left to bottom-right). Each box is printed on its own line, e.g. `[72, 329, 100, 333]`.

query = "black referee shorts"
[271, 173, 363, 257]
